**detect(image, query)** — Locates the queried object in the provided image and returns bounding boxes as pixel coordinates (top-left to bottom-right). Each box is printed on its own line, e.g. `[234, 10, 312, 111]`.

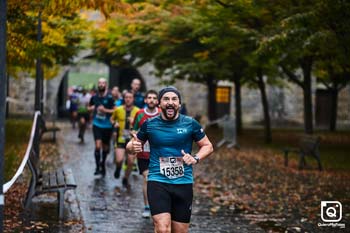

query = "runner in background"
[110, 90, 139, 188]
[88, 78, 114, 176]
[112, 86, 123, 108]
[132, 90, 160, 218]
[111, 86, 123, 147]
[77, 86, 91, 143]
[69, 86, 80, 129]
[130, 78, 145, 108]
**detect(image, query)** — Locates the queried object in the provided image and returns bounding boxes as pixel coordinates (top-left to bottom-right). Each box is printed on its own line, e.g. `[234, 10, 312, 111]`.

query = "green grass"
[4, 119, 32, 181]
[245, 128, 350, 171]
[208, 126, 350, 171]
[68, 72, 107, 88]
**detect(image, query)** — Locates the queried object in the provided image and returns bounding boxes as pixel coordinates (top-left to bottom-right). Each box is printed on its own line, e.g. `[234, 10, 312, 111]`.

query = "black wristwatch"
[193, 154, 200, 164]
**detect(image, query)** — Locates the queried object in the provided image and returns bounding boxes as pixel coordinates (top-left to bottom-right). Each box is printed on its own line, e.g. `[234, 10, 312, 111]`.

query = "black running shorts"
[78, 112, 90, 122]
[137, 158, 150, 175]
[92, 125, 112, 145]
[147, 181, 193, 223]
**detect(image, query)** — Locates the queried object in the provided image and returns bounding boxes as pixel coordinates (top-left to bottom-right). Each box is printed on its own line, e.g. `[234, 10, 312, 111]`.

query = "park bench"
[39, 117, 60, 142]
[282, 135, 323, 171]
[24, 142, 77, 219]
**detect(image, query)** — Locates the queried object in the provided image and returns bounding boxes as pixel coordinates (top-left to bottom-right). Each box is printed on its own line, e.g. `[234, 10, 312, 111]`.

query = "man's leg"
[100, 144, 109, 177]
[100, 128, 112, 177]
[114, 148, 125, 179]
[141, 169, 150, 218]
[152, 213, 171, 233]
[171, 221, 190, 233]
[123, 153, 136, 187]
[94, 139, 102, 175]
[78, 117, 86, 142]
[142, 169, 149, 206]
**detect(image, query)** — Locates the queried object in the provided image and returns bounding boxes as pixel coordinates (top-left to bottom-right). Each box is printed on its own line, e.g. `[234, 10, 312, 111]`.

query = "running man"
[130, 78, 145, 108]
[88, 78, 114, 176]
[110, 90, 139, 188]
[132, 90, 161, 218]
[111, 86, 123, 107]
[69, 86, 80, 129]
[127, 86, 213, 232]
[77, 86, 91, 143]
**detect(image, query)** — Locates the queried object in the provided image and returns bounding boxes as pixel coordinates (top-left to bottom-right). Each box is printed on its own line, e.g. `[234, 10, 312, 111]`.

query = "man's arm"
[182, 136, 213, 165]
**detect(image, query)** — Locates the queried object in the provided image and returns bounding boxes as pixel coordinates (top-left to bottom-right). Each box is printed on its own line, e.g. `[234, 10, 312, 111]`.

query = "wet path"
[58, 122, 264, 233]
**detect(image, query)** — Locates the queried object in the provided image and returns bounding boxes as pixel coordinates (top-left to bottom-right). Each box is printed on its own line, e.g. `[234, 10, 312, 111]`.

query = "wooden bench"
[24, 147, 77, 219]
[39, 118, 61, 142]
[282, 135, 323, 171]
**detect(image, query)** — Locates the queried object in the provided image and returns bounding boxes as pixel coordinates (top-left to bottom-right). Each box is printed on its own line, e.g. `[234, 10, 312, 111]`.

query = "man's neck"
[124, 105, 134, 111]
[145, 107, 157, 115]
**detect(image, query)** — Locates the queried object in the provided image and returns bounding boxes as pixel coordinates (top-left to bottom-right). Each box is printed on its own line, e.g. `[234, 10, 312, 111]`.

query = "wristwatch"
[193, 154, 200, 164]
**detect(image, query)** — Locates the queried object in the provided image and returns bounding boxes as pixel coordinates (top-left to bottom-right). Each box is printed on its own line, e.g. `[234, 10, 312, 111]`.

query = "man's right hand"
[130, 133, 143, 153]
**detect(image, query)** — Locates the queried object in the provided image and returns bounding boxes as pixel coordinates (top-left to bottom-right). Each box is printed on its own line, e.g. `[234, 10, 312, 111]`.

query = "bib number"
[96, 110, 106, 120]
[159, 157, 184, 179]
[122, 129, 131, 140]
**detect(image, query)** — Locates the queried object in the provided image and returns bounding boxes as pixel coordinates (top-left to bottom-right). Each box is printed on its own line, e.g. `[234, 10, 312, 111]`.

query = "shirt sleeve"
[89, 95, 95, 106]
[133, 111, 141, 130]
[111, 109, 117, 122]
[137, 120, 148, 142]
[192, 118, 205, 142]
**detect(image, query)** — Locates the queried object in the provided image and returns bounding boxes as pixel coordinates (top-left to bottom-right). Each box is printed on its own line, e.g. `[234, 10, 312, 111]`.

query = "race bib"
[96, 110, 106, 120]
[122, 129, 131, 140]
[159, 157, 184, 179]
[143, 141, 150, 152]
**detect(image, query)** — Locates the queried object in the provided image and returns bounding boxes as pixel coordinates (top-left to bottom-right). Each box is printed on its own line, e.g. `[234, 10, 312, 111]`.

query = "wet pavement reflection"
[58, 123, 263, 233]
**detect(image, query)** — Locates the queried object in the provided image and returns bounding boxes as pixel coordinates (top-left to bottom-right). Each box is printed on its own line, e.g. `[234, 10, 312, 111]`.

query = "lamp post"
[34, 9, 43, 159]
[35, 10, 43, 113]
[0, 0, 7, 231]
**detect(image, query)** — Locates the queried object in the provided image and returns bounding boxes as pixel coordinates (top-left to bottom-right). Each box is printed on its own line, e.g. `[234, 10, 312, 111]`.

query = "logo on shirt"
[177, 128, 187, 134]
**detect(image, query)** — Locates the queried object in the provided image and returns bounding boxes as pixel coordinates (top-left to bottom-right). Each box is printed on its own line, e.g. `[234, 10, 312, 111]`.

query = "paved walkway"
[58, 122, 264, 233]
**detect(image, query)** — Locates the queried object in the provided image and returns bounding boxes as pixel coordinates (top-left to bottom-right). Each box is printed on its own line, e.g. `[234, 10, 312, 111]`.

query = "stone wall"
[7, 61, 350, 128]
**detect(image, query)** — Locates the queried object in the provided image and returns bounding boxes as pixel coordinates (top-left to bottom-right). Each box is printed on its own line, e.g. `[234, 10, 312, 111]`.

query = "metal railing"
[3, 111, 41, 193]
[204, 115, 238, 149]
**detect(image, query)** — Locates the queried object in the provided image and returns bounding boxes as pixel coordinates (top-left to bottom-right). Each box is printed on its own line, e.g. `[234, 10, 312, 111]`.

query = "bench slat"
[49, 171, 58, 188]
[42, 172, 50, 189]
[64, 168, 77, 187]
[56, 169, 66, 187]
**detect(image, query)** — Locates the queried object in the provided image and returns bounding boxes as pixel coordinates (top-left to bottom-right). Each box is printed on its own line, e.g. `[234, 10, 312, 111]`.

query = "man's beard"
[147, 102, 156, 110]
[98, 86, 106, 93]
[161, 105, 178, 120]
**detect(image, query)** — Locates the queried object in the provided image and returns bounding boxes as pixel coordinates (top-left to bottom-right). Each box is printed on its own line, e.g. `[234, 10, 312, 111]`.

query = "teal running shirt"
[89, 92, 114, 128]
[137, 114, 205, 184]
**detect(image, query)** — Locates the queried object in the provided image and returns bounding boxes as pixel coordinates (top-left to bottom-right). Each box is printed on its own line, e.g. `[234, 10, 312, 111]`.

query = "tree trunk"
[329, 87, 338, 131]
[301, 59, 313, 134]
[206, 76, 217, 121]
[257, 70, 272, 144]
[5, 72, 9, 118]
[233, 77, 242, 135]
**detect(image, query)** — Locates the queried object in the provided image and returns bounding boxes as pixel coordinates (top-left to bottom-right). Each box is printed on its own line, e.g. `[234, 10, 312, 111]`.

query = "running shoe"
[100, 162, 106, 177]
[94, 167, 100, 175]
[142, 206, 151, 218]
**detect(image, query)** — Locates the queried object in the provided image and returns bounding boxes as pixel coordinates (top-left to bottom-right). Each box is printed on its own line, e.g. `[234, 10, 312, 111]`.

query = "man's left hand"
[181, 150, 196, 165]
